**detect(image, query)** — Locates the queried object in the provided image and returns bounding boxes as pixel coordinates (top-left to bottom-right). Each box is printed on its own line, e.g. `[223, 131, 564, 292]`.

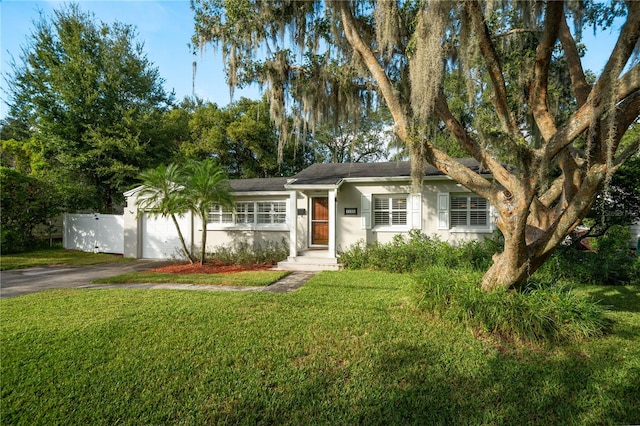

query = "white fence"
[63, 214, 124, 254]
[631, 222, 640, 250]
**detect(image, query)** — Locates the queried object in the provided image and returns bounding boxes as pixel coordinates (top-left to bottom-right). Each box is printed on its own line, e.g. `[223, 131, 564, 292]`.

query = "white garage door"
[141, 213, 192, 259]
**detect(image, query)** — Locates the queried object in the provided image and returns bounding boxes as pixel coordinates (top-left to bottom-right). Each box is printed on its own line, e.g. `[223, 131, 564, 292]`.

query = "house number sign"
[344, 208, 358, 216]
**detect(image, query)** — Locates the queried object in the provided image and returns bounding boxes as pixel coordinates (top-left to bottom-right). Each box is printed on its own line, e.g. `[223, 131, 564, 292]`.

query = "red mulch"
[146, 262, 274, 274]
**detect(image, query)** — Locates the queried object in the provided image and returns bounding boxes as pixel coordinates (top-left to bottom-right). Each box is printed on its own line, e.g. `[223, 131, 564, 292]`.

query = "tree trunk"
[481, 249, 531, 292]
[481, 246, 554, 292]
[200, 213, 207, 265]
[171, 213, 194, 264]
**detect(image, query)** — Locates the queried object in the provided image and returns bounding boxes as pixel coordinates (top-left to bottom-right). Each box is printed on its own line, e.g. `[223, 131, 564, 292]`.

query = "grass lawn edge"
[91, 270, 291, 287]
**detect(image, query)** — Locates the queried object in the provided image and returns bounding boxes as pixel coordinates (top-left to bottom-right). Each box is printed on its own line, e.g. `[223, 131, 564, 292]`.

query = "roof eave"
[232, 191, 289, 196]
[284, 181, 342, 191]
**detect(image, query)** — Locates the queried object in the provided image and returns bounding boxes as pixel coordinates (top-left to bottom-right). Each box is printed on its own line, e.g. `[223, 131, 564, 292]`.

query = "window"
[257, 201, 286, 224]
[235, 202, 254, 224]
[209, 204, 233, 224]
[208, 200, 287, 227]
[373, 195, 407, 226]
[450, 194, 489, 227]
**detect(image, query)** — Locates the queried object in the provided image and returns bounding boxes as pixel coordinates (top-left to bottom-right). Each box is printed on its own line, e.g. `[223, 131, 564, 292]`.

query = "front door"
[311, 197, 329, 246]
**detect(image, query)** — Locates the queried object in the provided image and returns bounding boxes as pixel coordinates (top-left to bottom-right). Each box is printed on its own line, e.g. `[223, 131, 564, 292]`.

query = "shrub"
[339, 230, 499, 273]
[0, 167, 61, 253]
[413, 266, 608, 343]
[535, 225, 639, 286]
[207, 239, 289, 267]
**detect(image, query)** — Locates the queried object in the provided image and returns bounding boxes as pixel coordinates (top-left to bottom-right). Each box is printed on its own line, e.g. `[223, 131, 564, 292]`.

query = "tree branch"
[539, 163, 606, 255]
[609, 89, 640, 157]
[334, 1, 409, 141]
[590, 1, 640, 104]
[434, 92, 518, 192]
[530, 1, 564, 142]
[544, 63, 640, 162]
[613, 137, 640, 171]
[334, 1, 500, 202]
[538, 175, 564, 207]
[558, 15, 590, 107]
[494, 28, 543, 38]
[464, 0, 521, 142]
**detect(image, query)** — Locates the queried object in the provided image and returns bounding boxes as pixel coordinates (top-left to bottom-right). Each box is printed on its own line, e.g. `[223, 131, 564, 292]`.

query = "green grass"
[92, 270, 290, 286]
[0, 248, 134, 270]
[2, 271, 639, 425]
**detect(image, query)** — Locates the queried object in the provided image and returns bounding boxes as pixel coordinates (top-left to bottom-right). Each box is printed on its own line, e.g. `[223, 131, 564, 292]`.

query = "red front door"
[311, 197, 329, 245]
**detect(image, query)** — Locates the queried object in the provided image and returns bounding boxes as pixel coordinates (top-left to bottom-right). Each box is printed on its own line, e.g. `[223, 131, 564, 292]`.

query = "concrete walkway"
[82, 271, 317, 294]
[0, 262, 317, 298]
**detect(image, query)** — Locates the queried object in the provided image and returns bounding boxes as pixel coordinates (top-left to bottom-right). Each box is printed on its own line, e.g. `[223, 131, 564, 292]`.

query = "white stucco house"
[123, 158, 497, 270]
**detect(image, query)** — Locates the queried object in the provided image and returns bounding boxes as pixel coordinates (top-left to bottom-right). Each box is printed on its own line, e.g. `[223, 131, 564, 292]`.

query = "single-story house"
[123, 158, 497, 270]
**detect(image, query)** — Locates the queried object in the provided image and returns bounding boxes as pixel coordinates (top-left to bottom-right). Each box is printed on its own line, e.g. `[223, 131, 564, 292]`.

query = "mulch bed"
[146, 262, 275, 274]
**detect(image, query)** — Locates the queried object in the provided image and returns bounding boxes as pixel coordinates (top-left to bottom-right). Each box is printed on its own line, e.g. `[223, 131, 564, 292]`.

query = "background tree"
[179, 97, 312, 177]
[0, 167, 61, 253]
[192, 0, 640, 291]
[5, 3, 174, 212]
[136, 163, 195, 263]
[313, 107, 394, 163]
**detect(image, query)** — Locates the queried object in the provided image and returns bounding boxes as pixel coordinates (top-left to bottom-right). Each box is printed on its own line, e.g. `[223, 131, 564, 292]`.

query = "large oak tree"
[192, 0, 640, 291]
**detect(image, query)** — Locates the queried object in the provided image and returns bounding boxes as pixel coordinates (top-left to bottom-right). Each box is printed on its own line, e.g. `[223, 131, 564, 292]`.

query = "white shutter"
[410, 193, 422, 230]
[437, 193, 449, 230]
[361, 194, 372, 230]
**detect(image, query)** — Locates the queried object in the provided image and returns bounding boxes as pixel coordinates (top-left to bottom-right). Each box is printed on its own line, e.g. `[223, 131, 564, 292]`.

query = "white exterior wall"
[295, 192, 309, 253]
[335, 179, 496, 252]
[123, 177, 500, 260]
[200, 227, 289, 252]
[200, 194, 290, 253]
[123, 189, 194, 260]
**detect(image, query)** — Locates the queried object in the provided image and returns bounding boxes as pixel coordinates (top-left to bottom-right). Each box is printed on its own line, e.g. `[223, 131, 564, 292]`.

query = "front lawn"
[92, 270, 290, 286]
[0, 248, 134, 270]
[2, 271, 639, 425]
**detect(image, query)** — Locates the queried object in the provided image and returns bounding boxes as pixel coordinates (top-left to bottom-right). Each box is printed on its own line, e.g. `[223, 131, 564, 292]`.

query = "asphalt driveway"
[1, 261, 315, 298]
[0, 260, 170, 299]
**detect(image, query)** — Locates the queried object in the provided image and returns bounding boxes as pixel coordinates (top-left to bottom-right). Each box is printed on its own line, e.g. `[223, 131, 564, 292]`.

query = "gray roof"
[229, 177, 290, 192]
[227, 158, 482, 191]
[288, 158, 482, 186]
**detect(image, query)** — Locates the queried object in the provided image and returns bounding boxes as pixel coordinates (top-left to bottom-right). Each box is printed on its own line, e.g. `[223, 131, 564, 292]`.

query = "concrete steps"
[276, 250, 342, 271]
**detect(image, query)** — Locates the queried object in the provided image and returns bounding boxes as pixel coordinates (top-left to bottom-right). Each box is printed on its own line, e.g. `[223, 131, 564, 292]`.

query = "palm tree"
[136, 163, 195, 263]
[183, 159, 234, 265]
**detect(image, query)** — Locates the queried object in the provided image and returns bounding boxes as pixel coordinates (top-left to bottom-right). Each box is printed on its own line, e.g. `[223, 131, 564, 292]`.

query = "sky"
[0, 0, 625, 120]
[0, 0, 262, 119]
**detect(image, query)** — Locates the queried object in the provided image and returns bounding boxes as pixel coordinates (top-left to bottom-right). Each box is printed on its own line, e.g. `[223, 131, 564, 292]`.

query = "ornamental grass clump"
[413, 266, 609, 343]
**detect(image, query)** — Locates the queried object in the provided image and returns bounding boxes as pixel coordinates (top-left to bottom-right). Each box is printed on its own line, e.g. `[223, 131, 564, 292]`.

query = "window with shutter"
[449, 194, 490, 228]
[373, 195, 408, 227]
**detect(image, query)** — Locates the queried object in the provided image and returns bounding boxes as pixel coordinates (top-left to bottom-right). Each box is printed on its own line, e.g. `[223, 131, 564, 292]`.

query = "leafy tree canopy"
[192, 0, 640, 291]
[174, 97, 313, 177]
[0, 167, 61, 253]
[5, 3, 174, 212]
[314, 106, 395, 163]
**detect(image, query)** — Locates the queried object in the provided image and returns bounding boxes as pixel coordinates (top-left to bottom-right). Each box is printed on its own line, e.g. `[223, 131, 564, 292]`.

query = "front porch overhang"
[284, 182, 343, 191]
[286, 187, 338, 260]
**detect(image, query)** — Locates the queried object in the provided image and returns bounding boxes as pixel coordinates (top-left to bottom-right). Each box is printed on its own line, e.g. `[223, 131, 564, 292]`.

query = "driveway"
[0, 260, 169, 299]
[0, 261, 316, 299]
